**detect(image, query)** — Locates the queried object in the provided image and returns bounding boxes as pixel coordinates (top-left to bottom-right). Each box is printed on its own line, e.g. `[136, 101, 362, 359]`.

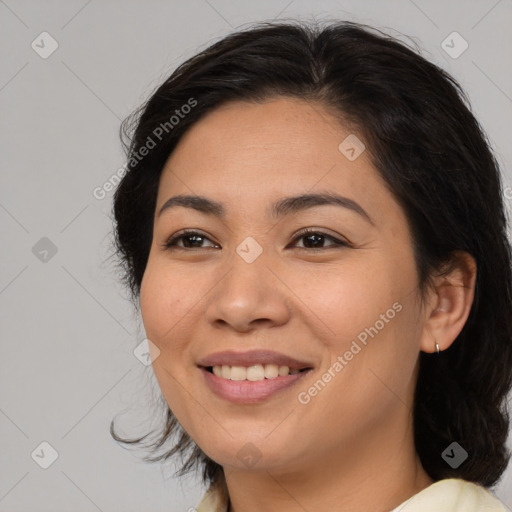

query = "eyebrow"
[157, 192, 375, 226]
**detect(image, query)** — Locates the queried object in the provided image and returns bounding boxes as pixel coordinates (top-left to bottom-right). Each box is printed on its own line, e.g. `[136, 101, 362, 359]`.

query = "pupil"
[185, 235, 203, 248]
[183, 234, 326, 249]
[305, 234, 323, 248]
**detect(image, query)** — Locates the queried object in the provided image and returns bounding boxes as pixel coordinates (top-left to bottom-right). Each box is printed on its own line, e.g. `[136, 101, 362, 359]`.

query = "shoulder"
[195, 478, 229, 512]
[392, 478, 507, 512]
[194, 477, 507, 512]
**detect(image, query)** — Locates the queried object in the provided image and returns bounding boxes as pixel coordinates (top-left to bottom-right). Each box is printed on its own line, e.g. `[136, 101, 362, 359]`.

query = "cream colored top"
[195, 477, 507, 511]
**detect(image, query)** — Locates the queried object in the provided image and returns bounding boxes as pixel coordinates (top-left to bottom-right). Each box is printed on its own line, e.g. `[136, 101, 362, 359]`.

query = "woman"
[110, 20, 512, 511]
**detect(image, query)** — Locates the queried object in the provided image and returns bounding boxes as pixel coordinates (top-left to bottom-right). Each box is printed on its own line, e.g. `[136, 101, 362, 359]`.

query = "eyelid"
[290, 227, 351, 248]
[162, 229, 218, 250]
[162, 227, 351, 251]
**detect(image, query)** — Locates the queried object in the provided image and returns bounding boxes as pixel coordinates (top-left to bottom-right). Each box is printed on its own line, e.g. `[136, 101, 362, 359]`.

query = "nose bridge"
[223, 234, 272, 300]
[235, 234, 266, 265]
[204, 237, 290, 330]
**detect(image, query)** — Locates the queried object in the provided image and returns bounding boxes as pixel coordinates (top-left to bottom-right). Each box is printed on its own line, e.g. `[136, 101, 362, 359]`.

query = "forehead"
[157, 97, 397, 224]
[169, 97, 351, 171]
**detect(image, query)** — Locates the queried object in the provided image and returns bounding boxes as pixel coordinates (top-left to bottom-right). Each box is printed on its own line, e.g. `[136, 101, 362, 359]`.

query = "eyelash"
[162, 228, 350, 251]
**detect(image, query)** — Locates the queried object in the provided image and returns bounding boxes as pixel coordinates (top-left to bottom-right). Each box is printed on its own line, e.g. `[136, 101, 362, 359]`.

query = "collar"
[195, 477, 506, 512]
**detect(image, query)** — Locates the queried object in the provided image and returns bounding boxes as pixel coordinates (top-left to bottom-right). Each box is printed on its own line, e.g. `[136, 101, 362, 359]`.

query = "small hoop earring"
[435, 342, 440, 354]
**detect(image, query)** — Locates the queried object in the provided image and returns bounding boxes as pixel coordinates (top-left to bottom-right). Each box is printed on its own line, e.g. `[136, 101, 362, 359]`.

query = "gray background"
[1, 0, 511, 510]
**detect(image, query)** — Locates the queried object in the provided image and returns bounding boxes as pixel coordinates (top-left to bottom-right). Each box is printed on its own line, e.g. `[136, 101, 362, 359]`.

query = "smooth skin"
[140, 97, 477, 512]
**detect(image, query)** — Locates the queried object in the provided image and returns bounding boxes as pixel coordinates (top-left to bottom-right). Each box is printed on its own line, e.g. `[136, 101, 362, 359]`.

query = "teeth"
[211, 364, 303, 381]
[221, 365, 230, 379]
[278, 365, 290, 376]
[247, 365, 265, 381]
[264, 364, 279, 379]
[230, 366, 247, 381]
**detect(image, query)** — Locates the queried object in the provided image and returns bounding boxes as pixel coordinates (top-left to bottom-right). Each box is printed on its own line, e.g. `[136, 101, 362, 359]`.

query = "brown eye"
[162, 228, 350, 251]
[290, 229, 350, 250]
[164, 230, 218, 250]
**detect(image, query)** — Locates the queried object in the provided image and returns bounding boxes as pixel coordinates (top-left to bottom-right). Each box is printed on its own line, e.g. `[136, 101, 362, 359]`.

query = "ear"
[420, 250, 477, 354]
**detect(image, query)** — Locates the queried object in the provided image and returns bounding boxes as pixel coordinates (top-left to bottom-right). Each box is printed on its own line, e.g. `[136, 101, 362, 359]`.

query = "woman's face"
[140, 97, 428, 475]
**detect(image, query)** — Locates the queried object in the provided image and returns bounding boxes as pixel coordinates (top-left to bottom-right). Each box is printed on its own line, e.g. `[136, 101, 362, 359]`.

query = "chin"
[200, 436, 302, 473]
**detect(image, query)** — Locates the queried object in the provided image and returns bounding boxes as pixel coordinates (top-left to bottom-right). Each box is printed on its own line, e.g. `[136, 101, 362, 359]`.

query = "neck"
[223, 411, 433, 512]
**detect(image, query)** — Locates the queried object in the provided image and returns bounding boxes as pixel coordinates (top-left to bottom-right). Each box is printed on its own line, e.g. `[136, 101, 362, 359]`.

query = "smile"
[208, 363, 307, 381]
[200, 366, 313, 404]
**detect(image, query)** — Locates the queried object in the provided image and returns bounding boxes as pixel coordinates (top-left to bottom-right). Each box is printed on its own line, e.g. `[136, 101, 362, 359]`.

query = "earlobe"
[420, 251, 477, 354]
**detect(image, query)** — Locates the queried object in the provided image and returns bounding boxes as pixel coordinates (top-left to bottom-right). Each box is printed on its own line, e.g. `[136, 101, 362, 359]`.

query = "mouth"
[196, 349, 314, 374]
[196, 349, 315, 403]
[202, 364, 312, 381]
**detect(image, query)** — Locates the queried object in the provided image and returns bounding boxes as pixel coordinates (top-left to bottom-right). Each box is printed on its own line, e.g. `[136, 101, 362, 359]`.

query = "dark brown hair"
[110, 19, 512, 489]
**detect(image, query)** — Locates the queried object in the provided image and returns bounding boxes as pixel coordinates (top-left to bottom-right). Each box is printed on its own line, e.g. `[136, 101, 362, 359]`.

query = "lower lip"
[200, 367, 312, 404]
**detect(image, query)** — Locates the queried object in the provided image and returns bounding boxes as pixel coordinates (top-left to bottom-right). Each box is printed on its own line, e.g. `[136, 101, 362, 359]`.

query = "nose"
[204, 250, 290, 332]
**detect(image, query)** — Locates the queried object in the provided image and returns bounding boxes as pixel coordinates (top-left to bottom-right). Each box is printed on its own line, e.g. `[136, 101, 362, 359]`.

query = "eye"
[288, 228, 350, 250]
[162, 228, 350, 251]
[163, 230, 218, 250]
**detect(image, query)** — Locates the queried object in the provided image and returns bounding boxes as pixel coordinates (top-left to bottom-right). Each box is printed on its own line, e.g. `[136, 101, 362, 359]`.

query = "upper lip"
[197, 350, 314, 371]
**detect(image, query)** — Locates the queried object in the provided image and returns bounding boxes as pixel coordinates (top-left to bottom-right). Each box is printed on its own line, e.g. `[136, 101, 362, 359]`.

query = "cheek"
[306, 262, 401, 344]
[140, 268, 166, 342]
[310, 255, 419, 389]
[139, 261, 202, 433]
[139, 260, 192, 359]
